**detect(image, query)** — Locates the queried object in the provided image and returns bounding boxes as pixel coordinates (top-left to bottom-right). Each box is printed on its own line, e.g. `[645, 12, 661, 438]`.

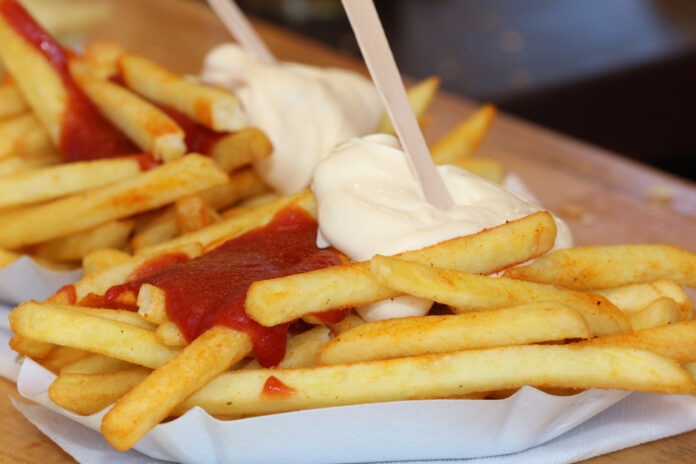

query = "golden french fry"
[49, 367, 151, 416]
[317, 303, 592, 365]
[627, 297, 682, 331]
[0, 10, 66, 143]
[178, 344, 696, 418]
[155, 321, 187, 347]
[579, 320, 696, 364]
[450, 156, 504, 183]
[136, 283, 168, 324]
[10, 301, 179, 368]
[369, 254, 631, 336]
[138, 189, 316, 256]
[72, 242, 203, 302]
[0, 78, 28, 117]
[0, 154, 227, 249]
[101, 325, 252, 451]
[30, 219, 134, 263]
[175, 195, 220, 233]
[0, 112, 50, 159]
[246, 211, 558, 327]
[81, 39, 124, 78]
[0, 157, 142, 209]
[590, 280, 693, 321]
[82, 248, 131, 276]
[324, 311, 364, 335]
[430, 103, 497, 165]
[210, 127, 273, 173]
[504, 245, 696, 289]
[39, 345, 93, 374]
[378, 76, 440, 134]
[69, 59, 186, 162]
[0, 147, 60, 177]
[244, 325, 331, 370]
[9, 334, 54, 359]
[118, 52, 246, 132]
[60, 353, 137, 375]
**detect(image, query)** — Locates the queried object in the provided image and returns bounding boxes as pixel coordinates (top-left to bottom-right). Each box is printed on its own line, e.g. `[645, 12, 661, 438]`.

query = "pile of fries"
[4, 0, 696, 456]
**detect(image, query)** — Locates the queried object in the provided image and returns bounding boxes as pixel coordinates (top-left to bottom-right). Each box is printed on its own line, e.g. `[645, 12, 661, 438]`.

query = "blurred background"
[238, 0, 696, 182]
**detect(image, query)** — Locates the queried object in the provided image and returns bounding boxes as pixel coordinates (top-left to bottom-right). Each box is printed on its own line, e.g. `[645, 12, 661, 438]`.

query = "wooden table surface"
[1, 0, 695, 462]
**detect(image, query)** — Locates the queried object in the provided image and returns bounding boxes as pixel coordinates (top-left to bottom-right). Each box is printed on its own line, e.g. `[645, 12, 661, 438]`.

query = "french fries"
[4, 2, 696, 457]
[9, 196, 696, 452]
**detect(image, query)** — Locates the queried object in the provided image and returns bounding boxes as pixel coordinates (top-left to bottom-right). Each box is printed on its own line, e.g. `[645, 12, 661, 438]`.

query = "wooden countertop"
[1, 0, 695, 462]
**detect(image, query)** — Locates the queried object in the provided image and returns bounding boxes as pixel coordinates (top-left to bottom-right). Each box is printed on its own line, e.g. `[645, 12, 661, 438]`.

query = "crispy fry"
[177, 345, 696, 418]
[82, 248, 131, 276]
[10, 301, 179, 368]
[155, 321, 187, 347]
[368, 254, 631, 336]
[175, 195, 220, 233]
[504, 245, 696, 289]
[0, 112, 51, 160]
[317, 303, 592, 365]
[117, 52, 246, 132]
[0, 154, 227, 249]
[0, 157, 142, 208]
[30, 219, 134, 263]
[430, 103, 497, 165]
[60, 353, 137, 375]
[579, 320, 696, 364]
[0, 78, 28, 117]
[590, 280, 693, 321]
[627, 297, 682, 331]
[9, 334, 53, 359]
[102, 325, 252, 451]
[138, 189, 315, 256]
[210, 127, 273, 173]
[49, 367, 151, 416]
[69, 59, 186, 162]
[0, 10, 67, 143]
[246, 211, 557, 326]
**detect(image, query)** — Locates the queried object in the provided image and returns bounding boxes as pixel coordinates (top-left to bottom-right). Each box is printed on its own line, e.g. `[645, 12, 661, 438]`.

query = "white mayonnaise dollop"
[200, 44, 383, 194]
[312, 134, 573, 321]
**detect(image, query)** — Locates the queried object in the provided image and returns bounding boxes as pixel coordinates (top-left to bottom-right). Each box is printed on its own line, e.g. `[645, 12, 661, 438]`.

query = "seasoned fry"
[0, 78, 28, 117]
[69, 59, 186, 162]
[317, 302, 591, 365]
[10, 301, 179, 368]
[177, 345, 696, 418]
[117, 52, 246, 132]
[30, 219, 134, 263]
[627, 297, 682, 331]
[50, 367, 151, 416]
[579, 320, 696, 364]
[101, 325, 253, 451]
[430, 103, 497, 165]
[246, 211, 558, 326]
[210, 127, 273, 172]
[590, 280, 693, 321]
[0, 157, 142, 209]
[0, 112, 51, 159]
[82, 248, 131, 276]
[368, 254, 631, 336]
[175, 195, 220, 233]
[0, 154, 227, 249]
[138, 189, 316, 256]
[504, 245, 696, 289]
[60, 353, 137, 375]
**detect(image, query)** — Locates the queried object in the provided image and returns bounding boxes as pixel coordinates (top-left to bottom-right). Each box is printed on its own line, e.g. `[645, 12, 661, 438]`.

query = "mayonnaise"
[312, 134, 573, 321]
[200, 44, 383, 194]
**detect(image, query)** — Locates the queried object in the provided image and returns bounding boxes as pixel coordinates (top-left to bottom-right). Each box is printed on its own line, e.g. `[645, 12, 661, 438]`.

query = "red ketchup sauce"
[0, 0, 139, 161]
[97, 206, 344, 367]
[262, 376, 296, 398]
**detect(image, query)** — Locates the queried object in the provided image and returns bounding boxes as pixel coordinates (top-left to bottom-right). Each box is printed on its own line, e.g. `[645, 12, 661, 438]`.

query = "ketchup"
[262, 376, 296, 398]
[100, 206, 343, 367]
[0, 0, 138, 161]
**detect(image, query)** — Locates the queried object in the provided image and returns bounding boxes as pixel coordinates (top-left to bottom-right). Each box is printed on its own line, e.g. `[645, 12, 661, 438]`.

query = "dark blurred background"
[239, 0, 696, 182]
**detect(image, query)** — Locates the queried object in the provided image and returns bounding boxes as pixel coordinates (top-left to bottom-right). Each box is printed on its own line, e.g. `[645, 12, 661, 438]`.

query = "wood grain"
[2, 0, 695, 462]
